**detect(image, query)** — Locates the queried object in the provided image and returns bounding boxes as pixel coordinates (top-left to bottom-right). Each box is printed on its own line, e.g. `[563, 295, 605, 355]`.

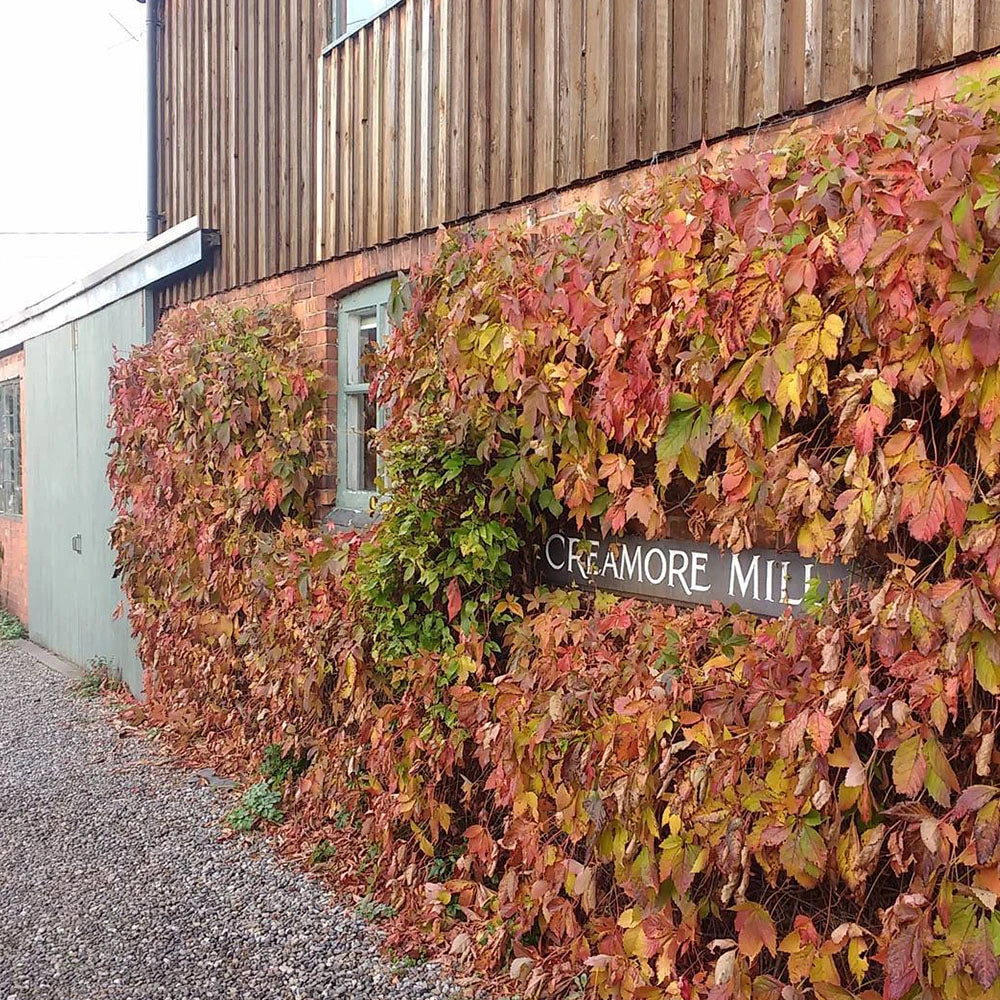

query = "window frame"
[0, 378, 22, 518]
[325, 0, 402, 50]
[336, 280, 393, 512]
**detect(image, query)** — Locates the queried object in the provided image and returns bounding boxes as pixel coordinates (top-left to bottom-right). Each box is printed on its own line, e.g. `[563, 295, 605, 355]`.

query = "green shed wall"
[25, 293, 147, 694]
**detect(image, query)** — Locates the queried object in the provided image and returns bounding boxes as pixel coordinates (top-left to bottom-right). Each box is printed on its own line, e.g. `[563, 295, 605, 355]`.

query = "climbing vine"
[111, 72, 1000, 999]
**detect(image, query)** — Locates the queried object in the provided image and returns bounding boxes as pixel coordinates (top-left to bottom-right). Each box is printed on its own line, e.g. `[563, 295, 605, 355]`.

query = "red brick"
[303, 295, 326, 317]
[0, 349, 27, 627]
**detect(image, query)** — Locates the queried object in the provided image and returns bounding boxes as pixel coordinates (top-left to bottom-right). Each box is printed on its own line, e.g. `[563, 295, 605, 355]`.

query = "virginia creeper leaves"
[734, 903, 777, 960]
[108, 75, 1000, 1000]
[893, 736, 926, 798]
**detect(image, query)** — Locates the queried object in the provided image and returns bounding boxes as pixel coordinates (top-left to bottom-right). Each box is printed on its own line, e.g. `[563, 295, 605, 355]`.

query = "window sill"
[0, 512, 23, 522]
[323, 506, 380, 532]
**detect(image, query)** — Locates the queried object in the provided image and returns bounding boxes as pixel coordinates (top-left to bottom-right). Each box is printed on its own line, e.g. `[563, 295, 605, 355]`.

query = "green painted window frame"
[336, 279, 392, 512]
[0, 378, 21, 517]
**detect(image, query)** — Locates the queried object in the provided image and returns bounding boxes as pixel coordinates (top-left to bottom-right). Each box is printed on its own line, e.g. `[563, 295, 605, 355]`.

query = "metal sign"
[538, 532, 855, 617]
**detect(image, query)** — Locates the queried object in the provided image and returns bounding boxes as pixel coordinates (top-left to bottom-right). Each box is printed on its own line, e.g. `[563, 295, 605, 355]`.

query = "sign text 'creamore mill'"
[538, 533, 854, 617]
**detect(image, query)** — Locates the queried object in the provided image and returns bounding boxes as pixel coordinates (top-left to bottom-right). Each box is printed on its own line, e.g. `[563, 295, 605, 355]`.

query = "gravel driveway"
[0, 641, 454, 1000]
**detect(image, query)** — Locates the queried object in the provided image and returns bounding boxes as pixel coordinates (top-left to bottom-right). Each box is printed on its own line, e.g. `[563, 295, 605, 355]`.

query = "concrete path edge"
[13, 637, 84, 681]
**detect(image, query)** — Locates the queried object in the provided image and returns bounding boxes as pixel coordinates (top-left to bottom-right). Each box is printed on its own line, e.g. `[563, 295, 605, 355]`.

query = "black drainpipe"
[142, 0, 160, 241]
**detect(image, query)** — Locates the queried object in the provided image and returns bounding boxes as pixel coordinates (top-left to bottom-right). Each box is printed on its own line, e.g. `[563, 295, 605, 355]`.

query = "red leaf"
[625, 486, 659, 529]
[962, 936, 1000, 990]
[971, 322, 1000, 367]
[885, 923, 921, 1000]
[264, 478, 283, 513]
[952, 785, 998, 821]
[446, 579, 462, 622]
[975, 800, 1000, 864]
[853, 409, 875, 456]
[943, 463, 972, 536]
[839, 208, 877, 275]
[908, 481, 946, 542]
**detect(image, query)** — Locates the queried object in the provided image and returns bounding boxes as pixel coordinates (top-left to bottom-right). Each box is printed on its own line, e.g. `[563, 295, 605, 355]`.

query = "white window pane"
[345, 393, 378, 493]
[0, 381, 18, 513]
[346, 311, 379, 386]
[345, 0, 389, 32]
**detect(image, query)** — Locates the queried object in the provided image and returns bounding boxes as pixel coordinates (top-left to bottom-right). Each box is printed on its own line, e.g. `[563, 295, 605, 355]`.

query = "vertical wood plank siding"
[316, 0, 1000, 260]
[158, 1, 1000, 303]
[157, 0, 325, 306]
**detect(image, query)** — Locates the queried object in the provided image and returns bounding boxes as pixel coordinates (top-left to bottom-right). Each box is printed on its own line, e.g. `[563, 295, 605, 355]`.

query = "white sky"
[0, 1, 146, 320]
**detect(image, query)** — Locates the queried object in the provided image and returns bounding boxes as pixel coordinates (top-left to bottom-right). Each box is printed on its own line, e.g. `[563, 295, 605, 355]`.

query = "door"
[25, 292, 147, 694]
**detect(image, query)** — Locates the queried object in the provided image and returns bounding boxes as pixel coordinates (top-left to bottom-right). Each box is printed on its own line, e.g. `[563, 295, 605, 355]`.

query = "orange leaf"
[733, 902, 777, 960]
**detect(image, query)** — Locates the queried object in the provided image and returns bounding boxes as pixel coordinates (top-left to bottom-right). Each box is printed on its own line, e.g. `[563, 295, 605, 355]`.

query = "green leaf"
[669, 391, 699, 412]
[656, 409, 696, 462]
[976, 631, 1000, 695]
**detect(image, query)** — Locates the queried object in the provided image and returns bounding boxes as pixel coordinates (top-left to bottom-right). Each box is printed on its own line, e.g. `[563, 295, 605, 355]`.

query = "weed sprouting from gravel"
[226, 743, 310, 833]
[0, 609, 26, 640]
[260, 743, 309, 784]
[357, 897, 397, 923]
[72, 656, 124, 699]
[388, 947, 426, 970]
[310, 839, 337, 865]
[226, 780, 284, 831]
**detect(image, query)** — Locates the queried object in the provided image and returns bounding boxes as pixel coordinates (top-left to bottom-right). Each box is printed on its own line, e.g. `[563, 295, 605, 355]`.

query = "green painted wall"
[25, 292, 147, 695]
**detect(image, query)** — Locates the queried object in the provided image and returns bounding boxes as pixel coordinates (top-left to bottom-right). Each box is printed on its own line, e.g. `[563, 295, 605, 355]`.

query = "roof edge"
[0, 217, 207, 348]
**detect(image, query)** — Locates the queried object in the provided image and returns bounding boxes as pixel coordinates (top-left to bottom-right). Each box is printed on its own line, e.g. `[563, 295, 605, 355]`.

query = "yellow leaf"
[777, 371, 803, 419]
[623, 923, 651, 959]
[677, 445, 701, 483]
[870, 378, 895, 413]
[820, 314, 844, 358]
[848, 937, 869, 983]
[340, 654, 357, 698]
[797, 511, 835, 559]
[410, 822, 435, 857]
[809, 950, 840, 987]
[795, 292, 823, 320]
[435, 803, 453, 833]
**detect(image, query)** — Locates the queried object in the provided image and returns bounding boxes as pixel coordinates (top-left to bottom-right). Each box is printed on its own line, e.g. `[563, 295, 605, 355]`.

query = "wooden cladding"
[157, 1, 1000, 302]
[317, 0, 1000, 260]
[157, 0, 326, 304]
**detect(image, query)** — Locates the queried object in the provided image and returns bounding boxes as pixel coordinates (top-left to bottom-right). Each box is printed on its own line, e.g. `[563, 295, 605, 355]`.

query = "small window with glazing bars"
[0, 379, 21, 517]
[337, 279, 392, 512]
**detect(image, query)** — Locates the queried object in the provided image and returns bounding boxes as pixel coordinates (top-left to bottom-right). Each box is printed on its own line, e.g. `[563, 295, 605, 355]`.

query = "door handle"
[71, 534, 82, 554]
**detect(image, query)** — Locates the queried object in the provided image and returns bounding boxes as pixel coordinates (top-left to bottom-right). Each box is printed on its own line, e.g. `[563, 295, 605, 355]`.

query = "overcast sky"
[0, 1, 146, 319]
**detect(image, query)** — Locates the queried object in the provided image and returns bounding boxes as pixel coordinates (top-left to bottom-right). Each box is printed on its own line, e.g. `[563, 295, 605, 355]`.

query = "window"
[328, 0, 394, 43]
[0, 379, 21, 517]
[337, 280, 393, 511]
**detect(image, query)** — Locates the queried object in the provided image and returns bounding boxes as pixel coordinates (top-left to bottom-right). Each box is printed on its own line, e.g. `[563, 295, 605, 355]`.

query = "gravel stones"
[0, 642, 456, 1000]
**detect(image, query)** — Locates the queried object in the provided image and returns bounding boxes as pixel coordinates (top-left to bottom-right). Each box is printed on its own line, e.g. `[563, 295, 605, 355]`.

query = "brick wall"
[168, 59, 985, 514]
[0, 349, 27, 626]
